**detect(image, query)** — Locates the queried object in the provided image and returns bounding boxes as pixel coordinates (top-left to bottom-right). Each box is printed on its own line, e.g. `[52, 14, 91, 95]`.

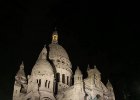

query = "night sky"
[0, 0, 140, 100]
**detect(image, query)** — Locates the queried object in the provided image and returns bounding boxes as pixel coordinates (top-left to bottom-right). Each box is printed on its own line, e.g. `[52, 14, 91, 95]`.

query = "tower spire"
[16, 61, 25, 77]
[52, 27, 58, 44]
[107, 79, 113, 87]
[15, 61, 27, 84]
[75, 66, 82, 75]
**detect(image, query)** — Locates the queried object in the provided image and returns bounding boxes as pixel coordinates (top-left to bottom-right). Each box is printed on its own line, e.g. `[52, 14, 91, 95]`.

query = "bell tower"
[13, 62, 27, 100]
[106, 80, 115, 100]
[73, 66, 85, 100]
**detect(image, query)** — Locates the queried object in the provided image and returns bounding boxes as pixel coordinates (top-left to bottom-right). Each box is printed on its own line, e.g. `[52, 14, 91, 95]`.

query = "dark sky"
[0, 0, 140, 100]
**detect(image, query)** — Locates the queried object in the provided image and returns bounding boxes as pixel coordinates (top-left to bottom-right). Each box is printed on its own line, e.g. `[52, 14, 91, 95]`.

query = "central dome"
[48, 30, 72, 69]
[49, 30, 69, 60]
[31, 46, 54, 75]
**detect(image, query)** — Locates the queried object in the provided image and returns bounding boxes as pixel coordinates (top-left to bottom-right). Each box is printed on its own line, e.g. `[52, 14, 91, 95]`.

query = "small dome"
[49, 30, 69, 60]
[31, 46, 54, 75]
[32, 60, 53, 75]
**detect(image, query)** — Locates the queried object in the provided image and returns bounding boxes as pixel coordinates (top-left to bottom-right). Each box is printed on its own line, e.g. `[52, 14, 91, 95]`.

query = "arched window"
[20, 84, 24, 93]
[42, 97, 52, 100]
[79, 77, 81, 80]
[39, 79, 41, 87]
[70, 76, 72, 85]
[77, 77, 81, 80]
[48, 81, 50, 88]
[56, 73, 60, 82]
[67, 76, 69, 85]
[45, 80, 48, 87]
[62, 74, 65, 83]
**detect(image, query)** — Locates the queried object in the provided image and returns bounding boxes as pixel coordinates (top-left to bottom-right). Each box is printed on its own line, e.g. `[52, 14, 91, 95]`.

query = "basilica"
[13, 30, 115, 100]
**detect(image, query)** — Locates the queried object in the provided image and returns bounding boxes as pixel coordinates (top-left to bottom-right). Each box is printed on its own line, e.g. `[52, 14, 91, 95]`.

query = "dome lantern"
[52, 28, 58, 44]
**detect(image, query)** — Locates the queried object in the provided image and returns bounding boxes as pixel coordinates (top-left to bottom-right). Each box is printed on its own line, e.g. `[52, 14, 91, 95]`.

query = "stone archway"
[41, 97, 52, 100]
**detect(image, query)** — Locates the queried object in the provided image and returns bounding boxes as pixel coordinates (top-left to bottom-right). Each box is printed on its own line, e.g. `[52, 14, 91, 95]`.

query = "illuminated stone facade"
[13, 31, 115, 100]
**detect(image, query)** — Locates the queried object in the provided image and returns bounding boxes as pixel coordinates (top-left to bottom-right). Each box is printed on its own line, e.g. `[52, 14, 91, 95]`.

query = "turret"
[74, 66, 82, 84]
[106, 80, 115, 100]
[15, 62, 27, 84]
[93, 65, 101, 81]
[106, 80, 113, 91]
[13, 62, 27, 100]
[87, 65, 101, 88]
[73, 66, 85, 100]
[87, 65, 101, 78]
